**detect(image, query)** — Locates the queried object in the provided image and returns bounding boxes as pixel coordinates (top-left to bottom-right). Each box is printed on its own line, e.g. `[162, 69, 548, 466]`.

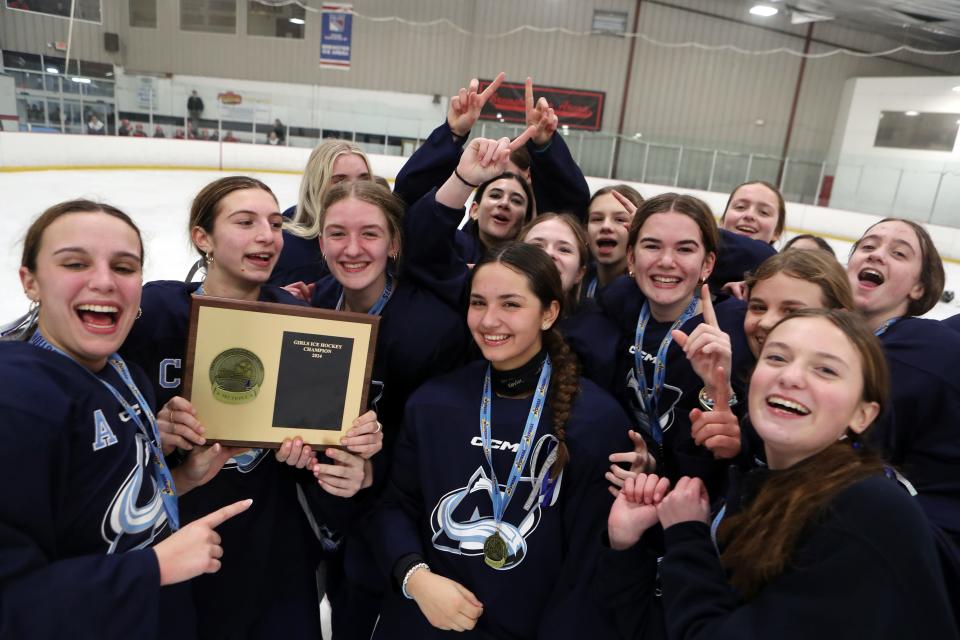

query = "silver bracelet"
[402, 562, 430, 599]
[699, 387, 738, 411]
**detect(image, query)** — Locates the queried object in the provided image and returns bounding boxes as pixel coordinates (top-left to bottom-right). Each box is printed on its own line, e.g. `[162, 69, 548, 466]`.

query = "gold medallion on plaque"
[209, 348, 264, 404]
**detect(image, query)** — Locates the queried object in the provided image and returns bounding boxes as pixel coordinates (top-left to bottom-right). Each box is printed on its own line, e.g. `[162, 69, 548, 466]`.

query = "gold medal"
[483, 532, 508, 569]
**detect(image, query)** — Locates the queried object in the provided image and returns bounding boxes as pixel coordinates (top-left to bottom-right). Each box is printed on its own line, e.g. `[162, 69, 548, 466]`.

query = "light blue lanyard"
[874, 316, 900, 337]
[480, 357, 552, 525]
[585, 276, 598, 299]
[336, 272, 394, 316]
[633, 297, 699, 444]
[29, 331, 180, 530]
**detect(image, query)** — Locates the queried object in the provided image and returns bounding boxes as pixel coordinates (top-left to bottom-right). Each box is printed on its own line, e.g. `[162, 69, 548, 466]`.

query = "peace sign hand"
[447, 72, 505, 138]
[455, 127, 537, 188]
[672, 284, 733, 396]
[525, 77, 559, 146]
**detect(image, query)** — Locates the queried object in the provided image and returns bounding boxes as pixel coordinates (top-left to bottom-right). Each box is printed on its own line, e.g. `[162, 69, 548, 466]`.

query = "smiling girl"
[121, 177, 382, 639]
[269, 140, 373, 287]
[845, 218, 960, 553]
[0, 200, 254, 638]
[599, 193, 752, 499]
[608, 310, 958, 639]
[371, 242, 630, 638]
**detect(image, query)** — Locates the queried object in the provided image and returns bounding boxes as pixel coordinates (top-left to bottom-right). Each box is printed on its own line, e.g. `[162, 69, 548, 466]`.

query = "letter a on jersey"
[92, 409, 119, 451]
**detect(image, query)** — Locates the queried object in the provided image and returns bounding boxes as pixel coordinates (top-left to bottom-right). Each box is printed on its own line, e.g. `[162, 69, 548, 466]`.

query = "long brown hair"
[471, 242, 580, 480]
[721, 180, 786, 243]
[627, 192, 719, 258]
[719, 309, 889, 599]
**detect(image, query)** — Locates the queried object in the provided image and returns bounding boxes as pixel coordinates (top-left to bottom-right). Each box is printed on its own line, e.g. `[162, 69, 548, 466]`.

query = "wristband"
[402, 562, 430, 599]
[454, 169, 479, 189]
[699, 387, 738, 411]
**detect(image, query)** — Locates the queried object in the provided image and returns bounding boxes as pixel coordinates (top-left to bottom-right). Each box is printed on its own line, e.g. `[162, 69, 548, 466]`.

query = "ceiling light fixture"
[952, 86, 960, 93]
[71, 77, 91, 84]
[289, 17, 305, 25]
[750, 5, 778, 17]
[905, 110, 920, 116]
[45, 66, 58, 73]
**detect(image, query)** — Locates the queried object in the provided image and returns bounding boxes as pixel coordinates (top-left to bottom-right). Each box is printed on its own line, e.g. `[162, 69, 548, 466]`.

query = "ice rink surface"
[1, 168, 959, 324]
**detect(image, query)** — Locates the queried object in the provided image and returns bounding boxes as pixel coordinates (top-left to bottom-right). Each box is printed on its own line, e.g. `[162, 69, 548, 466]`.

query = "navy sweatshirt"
[872, 317, 960, 548]
[0, 341, 195, 640]
[708, 230, 776, 297]
[393, 121, 591, 221]
[121, 280, 365, 639]
[399, 190, 619, 390]
[598, 276, 753, 499]
[660, 472, 958, 639]
[370, 361, 633, 639]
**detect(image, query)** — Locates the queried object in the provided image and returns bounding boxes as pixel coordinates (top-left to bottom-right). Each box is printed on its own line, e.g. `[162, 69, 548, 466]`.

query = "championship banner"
[320, 3, 353, 70]
[478, 80, 606, 131]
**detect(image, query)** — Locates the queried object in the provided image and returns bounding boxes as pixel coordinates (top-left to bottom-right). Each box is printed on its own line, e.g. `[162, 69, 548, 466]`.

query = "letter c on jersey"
[159, 358, 182, 389]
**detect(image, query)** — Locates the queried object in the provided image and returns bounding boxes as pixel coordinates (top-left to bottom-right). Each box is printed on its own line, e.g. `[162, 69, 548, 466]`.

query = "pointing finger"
[509, 125, 537, 151]
[200, 498, 253, 528]
[480, 72, 505, 103]
[700, 284, 718, 328]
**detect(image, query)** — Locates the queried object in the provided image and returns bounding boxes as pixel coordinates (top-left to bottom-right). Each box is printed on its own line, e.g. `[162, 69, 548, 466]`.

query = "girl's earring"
[205, 251, 214, 265]
[137, 307, 143, 319]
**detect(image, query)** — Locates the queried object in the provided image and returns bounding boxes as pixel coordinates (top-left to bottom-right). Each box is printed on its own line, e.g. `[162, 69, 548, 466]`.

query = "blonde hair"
[286, 139, 372, 240]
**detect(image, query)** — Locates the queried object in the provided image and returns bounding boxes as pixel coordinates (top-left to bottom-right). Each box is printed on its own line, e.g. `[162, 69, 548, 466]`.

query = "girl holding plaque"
[121, 176, 383, 640]
[0, 200, 255, 638]
[606, 309, 958, 639]
[371, 241, 632, 638]
[299, 178, 470, 640]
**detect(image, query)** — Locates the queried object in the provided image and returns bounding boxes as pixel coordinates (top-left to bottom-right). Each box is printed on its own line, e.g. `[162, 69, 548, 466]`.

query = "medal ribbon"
[874, 316, 900, 337]
[29, 332, 180, 530]
[633, 296, 699, 444]
[336, 271, 394, 316]
[480, 356, 552, 527]
[585, 276, 598, 300]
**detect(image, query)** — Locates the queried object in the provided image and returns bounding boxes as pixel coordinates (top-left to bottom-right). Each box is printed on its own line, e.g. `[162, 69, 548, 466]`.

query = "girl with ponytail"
[370, 241, 632, 639]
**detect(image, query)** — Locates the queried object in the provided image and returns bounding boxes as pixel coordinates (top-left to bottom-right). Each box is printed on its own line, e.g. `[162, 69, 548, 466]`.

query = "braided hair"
[470, 242, 581, 479]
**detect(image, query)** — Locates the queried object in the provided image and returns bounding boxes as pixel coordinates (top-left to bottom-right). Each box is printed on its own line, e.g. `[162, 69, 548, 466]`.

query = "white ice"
[1, 169, 959, 326]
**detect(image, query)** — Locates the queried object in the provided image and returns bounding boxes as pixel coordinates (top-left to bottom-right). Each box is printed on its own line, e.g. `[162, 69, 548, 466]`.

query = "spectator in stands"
[132, 124, 147, 138]
[153, 125, 166, 138]
[86, 114, 104, 135]
[223, 130, 239, 143]
[272, 119, 286, 144]
[174, 128, 186, 140]
[267, 130, 280, 145]
[118, 119, 131, 136]
[187, 90, 204, 128]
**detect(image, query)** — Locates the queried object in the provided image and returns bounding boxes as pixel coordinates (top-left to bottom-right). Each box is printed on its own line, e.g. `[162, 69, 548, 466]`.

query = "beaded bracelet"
[402, 562, 431, 599]
[698, 387, 738, 411]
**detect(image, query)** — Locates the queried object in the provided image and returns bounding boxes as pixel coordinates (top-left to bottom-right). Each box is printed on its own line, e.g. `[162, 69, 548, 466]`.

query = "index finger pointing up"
[509, 125, 537, 151]
[525, 76, 534, 112]
[480, 72, 505, 103]
[711, 365, 731, 413]
[700, 283, 718, 328]
[200, 498, 253, 529]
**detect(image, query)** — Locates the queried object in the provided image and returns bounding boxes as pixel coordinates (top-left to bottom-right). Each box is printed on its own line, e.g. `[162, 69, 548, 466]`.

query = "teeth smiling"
[652, 275, 681, 284]
[767, 396, 810, 416]
[76, 304, 118, 313]
[483, 334, 509, 342]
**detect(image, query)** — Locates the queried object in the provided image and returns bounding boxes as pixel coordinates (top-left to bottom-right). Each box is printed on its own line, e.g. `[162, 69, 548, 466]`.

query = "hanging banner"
[478, 79, 605, 132]
[320, 3, 353, 70]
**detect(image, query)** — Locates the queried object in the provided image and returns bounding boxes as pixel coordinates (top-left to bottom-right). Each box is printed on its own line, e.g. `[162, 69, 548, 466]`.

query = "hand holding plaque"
[183, 296, 379, 448]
